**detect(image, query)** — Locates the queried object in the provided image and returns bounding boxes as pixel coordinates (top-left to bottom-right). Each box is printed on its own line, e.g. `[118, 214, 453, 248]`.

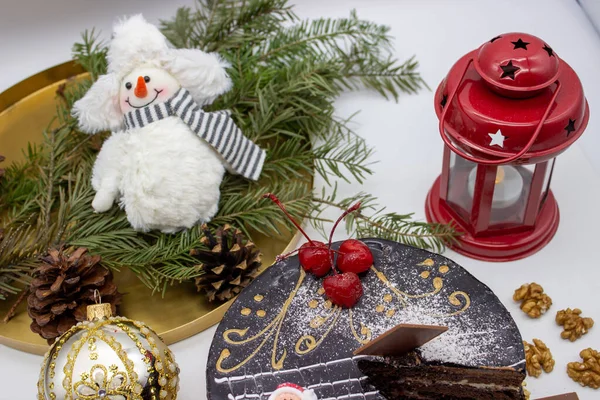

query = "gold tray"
[0, 61, 300, 355]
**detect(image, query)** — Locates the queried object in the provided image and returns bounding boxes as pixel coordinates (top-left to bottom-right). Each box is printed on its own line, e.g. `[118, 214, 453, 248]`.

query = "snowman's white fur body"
[92, 117, 225, 232]
[72, 15, 236, 233]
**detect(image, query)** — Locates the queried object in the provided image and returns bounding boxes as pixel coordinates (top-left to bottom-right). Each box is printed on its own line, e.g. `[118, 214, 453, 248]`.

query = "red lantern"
[425, 33, 589, 261]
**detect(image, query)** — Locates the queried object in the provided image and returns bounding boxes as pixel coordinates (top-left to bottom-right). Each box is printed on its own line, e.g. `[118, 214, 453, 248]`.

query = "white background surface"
[1, 1, 600, 399]
[580, 0, 600, 33]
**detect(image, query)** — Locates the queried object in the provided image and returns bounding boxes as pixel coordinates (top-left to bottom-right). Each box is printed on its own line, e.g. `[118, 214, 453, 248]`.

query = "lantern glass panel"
[487, 165, 534, 229]
[540, 158, 556, 209]
[446, 152, 476, 223]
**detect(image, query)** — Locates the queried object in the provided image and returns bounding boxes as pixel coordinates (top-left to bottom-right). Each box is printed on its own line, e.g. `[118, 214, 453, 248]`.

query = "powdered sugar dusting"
[276, 241, 523, 368]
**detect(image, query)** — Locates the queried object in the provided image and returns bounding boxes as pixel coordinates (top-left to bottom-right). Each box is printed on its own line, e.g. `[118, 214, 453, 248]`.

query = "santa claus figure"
[73, 15, 265, 233]
[267, 383, 318, 400]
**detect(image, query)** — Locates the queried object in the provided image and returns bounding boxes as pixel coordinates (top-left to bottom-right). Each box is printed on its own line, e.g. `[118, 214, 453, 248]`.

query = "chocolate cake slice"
[206, 239, 526, 399]
[358, 351, 525, 399]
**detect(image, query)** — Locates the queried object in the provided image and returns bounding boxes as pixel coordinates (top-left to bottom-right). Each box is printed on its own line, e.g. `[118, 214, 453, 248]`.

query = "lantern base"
[425, 176, 560, 262]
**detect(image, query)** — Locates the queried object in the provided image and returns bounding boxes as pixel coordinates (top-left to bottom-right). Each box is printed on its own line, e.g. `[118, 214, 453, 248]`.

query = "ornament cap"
[87, 303, 112, 321]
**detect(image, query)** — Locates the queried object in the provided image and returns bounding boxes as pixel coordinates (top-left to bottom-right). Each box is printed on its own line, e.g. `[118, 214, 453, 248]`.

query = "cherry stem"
[263, 193, 314, 245]
[327, 201, 361, 274]
[328, 202, 361, 250]
[276, 248, 301, 262]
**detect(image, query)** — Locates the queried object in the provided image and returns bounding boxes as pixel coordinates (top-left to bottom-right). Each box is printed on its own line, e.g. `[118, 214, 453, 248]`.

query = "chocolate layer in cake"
[357, 351, 524, 399]
[207, 239, 526, 399]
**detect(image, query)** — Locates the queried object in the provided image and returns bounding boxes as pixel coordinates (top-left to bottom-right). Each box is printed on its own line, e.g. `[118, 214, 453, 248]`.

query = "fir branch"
[261, 137, 313, 181]
[312, 191, 459, 253]
[71, 29, 108, 80]
[0, 122, 89, 295]
[340, 54, 428, 100]
[212, 180, 314, 238]
[1, 0, 445, 299]
[165, 0, 294, 52]
[205, 0, 293, 50]
[2, 289, 28, 323]
[313, 135, 375, 185]
[0, 276, 14, 301]
[258, 10, 390, 61]
[0, 144, 41, 210]
[42, 128, 57, 235]
[0, 219, 45, 296]
[160, 7, 197, 49]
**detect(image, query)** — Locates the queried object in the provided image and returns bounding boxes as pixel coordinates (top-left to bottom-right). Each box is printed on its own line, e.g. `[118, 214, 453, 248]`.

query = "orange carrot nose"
[134, 76, 148, 98]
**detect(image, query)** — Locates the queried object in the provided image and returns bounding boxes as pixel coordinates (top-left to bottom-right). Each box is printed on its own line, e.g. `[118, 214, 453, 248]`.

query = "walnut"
[567, 348, 600, 389]
[556, 308, 594, 342]
[513, 282, 552, 318]
[523, 339, 555, 378]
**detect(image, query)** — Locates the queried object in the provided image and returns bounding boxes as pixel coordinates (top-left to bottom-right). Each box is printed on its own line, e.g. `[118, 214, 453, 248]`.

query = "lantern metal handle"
[438, 58, 562, 165]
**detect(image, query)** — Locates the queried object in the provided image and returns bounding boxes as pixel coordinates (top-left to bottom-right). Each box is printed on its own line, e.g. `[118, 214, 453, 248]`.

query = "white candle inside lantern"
[467, 166, 524, 208]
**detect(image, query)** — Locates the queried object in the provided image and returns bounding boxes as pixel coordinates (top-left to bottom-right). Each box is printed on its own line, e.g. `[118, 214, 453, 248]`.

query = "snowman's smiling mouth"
[126, 89, 163, 108]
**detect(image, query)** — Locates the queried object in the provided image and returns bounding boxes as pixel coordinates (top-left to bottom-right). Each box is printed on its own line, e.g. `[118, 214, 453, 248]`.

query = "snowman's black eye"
[144, 76, 150, 83]
[125, 82, 132, 90]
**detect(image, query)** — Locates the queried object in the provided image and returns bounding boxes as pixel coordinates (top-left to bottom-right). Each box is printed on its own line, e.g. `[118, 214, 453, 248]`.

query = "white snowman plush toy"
[73, 15, 265, 233]
[267, 383, 318, 400]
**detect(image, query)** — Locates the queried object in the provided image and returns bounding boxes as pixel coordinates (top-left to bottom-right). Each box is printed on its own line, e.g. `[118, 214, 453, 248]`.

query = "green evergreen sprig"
[0, 0, 457, 299]
[312, 186, 458, 254]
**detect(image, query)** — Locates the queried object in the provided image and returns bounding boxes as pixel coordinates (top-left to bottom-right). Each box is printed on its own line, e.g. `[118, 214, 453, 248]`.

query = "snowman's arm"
[91, 132, 127, 212]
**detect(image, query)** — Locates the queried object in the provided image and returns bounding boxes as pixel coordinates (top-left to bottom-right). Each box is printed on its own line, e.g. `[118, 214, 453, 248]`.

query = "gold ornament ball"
[37, 303, 180, 400]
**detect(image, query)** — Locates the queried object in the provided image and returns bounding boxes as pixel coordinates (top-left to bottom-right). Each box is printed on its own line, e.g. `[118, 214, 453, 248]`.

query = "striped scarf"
[123, 88, 265, 181]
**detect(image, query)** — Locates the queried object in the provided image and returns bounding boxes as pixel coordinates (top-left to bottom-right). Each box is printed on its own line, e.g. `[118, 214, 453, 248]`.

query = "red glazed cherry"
[337, 239, 373, 274]
[323, 272, 363, 308]
[266, 194, 367, 308]
[298, 241, 332, 277]
[263, 193, 332, 276]
[322, 201, 366, 307]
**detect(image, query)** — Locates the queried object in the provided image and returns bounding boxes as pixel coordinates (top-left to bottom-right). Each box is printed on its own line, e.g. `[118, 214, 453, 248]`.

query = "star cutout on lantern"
[440, 94, 448, 108]
[490, 36, 502, 43]
[511, 38, 530, 50]
[542, 44, 554, 57]
[488, 129, 506, 148]
[500, 60, 520, 80]
[564, 119, 576, 137]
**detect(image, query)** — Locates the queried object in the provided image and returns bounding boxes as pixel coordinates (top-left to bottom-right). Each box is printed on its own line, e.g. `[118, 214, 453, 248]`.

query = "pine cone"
[27, 247, 122, 344]
[191, 225, 262, 302]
